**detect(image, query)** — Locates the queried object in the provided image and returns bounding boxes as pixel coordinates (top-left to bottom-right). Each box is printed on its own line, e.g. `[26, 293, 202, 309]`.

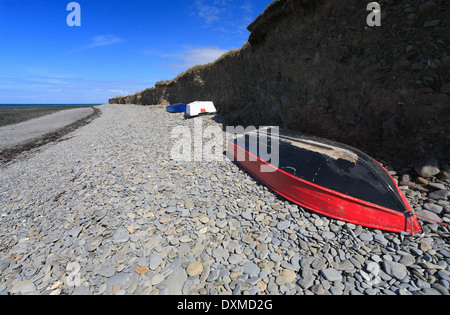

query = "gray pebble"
[383, 260, 408, 280]
[98, 265, 116, 278]
[321, 268, 342, 282]
[112, 228, 129, 244]
[69, 226, 83, 238]
[216, 220, 227, 228]
[166, 267, 187, 295]
[428, 190, 450, 200]
[228, 254, 243, 265]
[424, 203, 444, 214]
[105, 272, 131, 286]
[359, 233, 373, 242]
[243, 262, 260, 277]
[149, 254, 163, 270]
[297, 268, 315, 290]
[277, 221, 290, 230]
[322, 231, 335, 240]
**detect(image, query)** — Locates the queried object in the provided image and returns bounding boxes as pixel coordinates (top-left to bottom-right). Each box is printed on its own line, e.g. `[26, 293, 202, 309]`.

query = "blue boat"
[166, 103, 186, 113]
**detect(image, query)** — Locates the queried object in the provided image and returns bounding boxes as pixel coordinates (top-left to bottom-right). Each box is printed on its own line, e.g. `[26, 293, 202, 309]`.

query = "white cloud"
[66, 35, 125, 54]
[87, 35, 124, 48]
[240, 2, 253, 14]
[181, 47, 229, 67]
[108, 89, 132, 96]
[194, 0, 222, 24]
[192, 0, 256, 33]
[147, 46, 230, 70]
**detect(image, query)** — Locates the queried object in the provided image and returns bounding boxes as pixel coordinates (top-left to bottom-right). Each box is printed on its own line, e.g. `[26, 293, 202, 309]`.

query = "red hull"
[228, 141, 423, 235]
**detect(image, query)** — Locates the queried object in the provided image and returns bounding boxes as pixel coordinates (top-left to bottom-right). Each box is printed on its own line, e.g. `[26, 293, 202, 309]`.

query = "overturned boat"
[227, 127, 423, 234]
[166, 103, 186, 113]
[185, 101, 217, 118]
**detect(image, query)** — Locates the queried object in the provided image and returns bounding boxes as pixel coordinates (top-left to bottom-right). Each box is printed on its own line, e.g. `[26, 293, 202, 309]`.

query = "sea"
[0, 104, 102, 109]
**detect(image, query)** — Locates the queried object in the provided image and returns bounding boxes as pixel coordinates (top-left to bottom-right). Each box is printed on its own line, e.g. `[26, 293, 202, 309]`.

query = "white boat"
[185, 101, 217, 118]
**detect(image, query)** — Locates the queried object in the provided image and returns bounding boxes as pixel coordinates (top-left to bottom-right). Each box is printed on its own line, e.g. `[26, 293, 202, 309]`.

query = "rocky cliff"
[109, 0, 449, 163]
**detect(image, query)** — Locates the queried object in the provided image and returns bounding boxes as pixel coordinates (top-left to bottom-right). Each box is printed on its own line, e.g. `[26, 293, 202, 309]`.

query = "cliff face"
[110, 0, 450, 163]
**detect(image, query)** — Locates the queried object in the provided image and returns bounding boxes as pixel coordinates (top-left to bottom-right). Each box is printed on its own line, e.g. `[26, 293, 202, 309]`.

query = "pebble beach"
[0, 104, 449, 295]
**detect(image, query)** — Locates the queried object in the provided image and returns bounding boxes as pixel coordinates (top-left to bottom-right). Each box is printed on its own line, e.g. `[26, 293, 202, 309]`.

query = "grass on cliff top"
[267, 0, 281, 9]
[169, 47, 244, 83]
[171, 64, 213, 82]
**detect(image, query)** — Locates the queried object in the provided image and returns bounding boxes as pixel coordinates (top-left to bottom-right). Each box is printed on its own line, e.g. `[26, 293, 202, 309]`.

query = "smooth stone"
[399, 255, 415, 267]
[149, 254, 163, 270]
[359, 233, 373, 242]
[428, 190, 450, 200]
[216, 220, 227, 228]
[187, 261, 203, 277]
[241, 212, 252, 220]
[428, 183, 447, 190]
[228, 254, 243, 265]
[297, 268, 315, 290]
[276, 269, 297, 286]
[290, 256, 301, 270]
[383, 260, 408, 280]
[277, 221, 290, 231]
[151, 274, 165, 285]
[243, 262, 260, 277]
[98, 265, 116, 278]
[322, 231, 335, 240]
[416, 210, 443, 223]
[69, 226, 83, 238]
[424, 203, 443, 214]
[311, 284, 325, 295]
[105, 272, 131, 286]
[112, 228, 129, 244]
[321, 268, 342, 282]
[166, 267, 187, 295]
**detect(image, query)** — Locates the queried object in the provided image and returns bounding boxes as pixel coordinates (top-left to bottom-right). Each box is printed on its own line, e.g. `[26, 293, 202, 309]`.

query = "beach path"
[0, 107, 95, 152]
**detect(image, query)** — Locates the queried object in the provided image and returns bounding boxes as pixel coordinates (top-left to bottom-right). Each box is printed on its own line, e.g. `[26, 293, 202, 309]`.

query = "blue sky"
[0, 0, 271, 104]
